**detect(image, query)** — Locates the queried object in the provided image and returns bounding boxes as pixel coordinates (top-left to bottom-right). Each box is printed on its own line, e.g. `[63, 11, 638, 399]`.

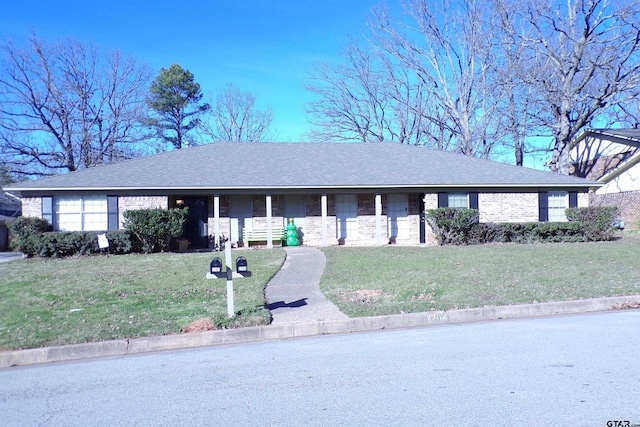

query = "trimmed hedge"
[426, 206, 620, 246]
[7, 216, 138, 258]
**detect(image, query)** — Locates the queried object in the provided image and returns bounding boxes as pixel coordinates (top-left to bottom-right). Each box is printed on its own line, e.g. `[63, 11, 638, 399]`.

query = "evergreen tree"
[147, 64, 209, 149]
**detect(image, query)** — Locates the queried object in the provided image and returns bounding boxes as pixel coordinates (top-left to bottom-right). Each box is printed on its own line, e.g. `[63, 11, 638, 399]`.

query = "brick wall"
[304, 195, 336, 245]
[118, 196, 168, 228]
[479, 193, 539, 223]
[591, 190, 640, 229]
[251, 195, 284, 229]
[21, 197, 41, 218]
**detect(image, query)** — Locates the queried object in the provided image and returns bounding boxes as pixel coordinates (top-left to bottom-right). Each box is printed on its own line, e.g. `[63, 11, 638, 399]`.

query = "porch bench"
[242, 227, 286, 246]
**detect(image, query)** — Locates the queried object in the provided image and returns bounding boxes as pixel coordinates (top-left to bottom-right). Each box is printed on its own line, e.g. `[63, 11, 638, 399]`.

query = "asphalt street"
[1, 311, 638, 426]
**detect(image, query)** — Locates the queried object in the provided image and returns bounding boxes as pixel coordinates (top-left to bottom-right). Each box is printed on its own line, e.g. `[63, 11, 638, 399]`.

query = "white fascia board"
[8, 182, 601, 192]
[600, 152, 640, 184]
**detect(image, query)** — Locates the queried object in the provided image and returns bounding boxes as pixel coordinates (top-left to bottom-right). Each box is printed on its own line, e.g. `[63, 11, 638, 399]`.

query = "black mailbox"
[210, 257, 223, 274]
[236, 256, 248, 273]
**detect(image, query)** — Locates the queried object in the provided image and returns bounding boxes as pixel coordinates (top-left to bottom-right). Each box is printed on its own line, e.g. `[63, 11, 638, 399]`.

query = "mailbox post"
[206, 244, 251, 317]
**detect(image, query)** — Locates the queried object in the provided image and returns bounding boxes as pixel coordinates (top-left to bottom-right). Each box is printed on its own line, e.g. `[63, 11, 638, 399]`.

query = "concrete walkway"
[0, 252, 22, 263]
[265, 246, 349, 324]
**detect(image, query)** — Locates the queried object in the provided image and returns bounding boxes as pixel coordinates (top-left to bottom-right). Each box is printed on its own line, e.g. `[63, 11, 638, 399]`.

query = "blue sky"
[1, 0, 386, 141]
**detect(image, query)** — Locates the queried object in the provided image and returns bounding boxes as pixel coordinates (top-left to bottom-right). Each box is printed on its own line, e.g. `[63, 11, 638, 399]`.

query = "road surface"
[1, 311, 639, 426]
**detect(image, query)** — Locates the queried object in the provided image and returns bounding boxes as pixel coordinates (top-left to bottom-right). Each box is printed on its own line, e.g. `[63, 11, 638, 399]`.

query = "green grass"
[320, 236, 640, 317]
[3, 237, 639, 350]
[0, 249, 286, 350]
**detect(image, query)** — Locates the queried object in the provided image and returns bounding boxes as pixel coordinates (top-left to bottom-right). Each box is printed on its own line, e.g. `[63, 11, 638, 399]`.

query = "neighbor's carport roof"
[4, 141, 600, 192]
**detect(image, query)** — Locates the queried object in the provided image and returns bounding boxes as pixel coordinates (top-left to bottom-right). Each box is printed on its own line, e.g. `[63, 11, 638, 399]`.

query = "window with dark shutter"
[469, 192, 479, 210]
[437, 192, 448, 208]
[538, 192, 549, 222]
[107, 196, 119, 230]
[569, 191, 578, 208]
[42, 196, 53, 225]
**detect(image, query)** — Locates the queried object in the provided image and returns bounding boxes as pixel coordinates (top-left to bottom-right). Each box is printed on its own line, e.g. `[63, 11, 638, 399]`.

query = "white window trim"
[547, 191, 569, 222]
[54, 195, 109, 231]
[447, 192, 469, 209]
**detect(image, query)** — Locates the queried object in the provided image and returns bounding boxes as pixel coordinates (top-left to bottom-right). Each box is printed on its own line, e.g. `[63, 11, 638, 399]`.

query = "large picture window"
[55, 195, 108, 231]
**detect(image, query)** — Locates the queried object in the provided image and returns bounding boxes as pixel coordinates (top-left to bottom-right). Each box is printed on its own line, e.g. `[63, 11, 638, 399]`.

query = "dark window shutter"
[107, 196, 119, 230]
[568, 191, 578, 208]
[538, 192, 548, 222]
[437, 192, 448, 208]
[42, 196, 53, 226]
[469, 192, 479, 210]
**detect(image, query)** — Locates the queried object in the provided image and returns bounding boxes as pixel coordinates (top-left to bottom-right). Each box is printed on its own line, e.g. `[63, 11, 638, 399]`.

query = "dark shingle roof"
[574, 128, 640, 148]
[5, 141, 598, 192]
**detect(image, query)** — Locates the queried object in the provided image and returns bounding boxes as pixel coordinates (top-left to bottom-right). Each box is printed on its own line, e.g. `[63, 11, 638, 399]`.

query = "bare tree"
[202, 83, 276, 142]
[306, 40, 431, 145]
[495, 0, 640, 173]
[0, 35, 152, 178]
[369, 0, 502, 158]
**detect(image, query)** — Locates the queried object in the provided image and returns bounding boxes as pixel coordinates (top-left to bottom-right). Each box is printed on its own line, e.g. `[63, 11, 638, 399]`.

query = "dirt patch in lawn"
[182, 318, 215, 333]
[339, 290, 382, 304]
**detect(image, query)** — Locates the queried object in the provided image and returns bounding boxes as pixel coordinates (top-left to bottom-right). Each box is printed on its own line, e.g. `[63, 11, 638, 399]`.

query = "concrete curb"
[2, 295, 640, 368]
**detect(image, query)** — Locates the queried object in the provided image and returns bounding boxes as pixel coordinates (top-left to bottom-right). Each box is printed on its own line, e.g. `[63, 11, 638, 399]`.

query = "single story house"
[570, 128, 640, 228]
[4, 141, 599, 247]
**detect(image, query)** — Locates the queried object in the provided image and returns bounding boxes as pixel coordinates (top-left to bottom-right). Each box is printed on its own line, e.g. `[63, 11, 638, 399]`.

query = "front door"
[183, 197, 208, 249]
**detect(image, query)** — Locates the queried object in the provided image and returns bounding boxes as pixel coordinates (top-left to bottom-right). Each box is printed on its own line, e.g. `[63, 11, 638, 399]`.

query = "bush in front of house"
[8, 217, 138, 257]
[123, 207, 188, 253]
[7, 216, 53, 256]
[426, 206, 620, 246]
[31, 230, 138, 257]
[565, 206, 619, 241]
[425, 208, 479, 245]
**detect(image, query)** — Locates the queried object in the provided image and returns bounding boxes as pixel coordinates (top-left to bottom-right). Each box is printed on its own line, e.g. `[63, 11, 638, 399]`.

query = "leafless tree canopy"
[306, 0, 640, 170]
[0, 35, 152, 178]
[202, 83, 276, 142]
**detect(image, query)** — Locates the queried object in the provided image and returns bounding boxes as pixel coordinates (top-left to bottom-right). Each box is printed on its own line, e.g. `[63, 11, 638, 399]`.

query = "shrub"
[429, 206, 620, 246]
[425, 208, 479, 245]
[123, 208, 188, 253]
[6, 216, 53, 256]
[565, 206, 619, 241]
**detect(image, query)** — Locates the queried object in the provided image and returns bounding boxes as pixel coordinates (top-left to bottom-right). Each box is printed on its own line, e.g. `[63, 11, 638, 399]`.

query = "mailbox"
[236, 256, 248, 273]
[210, 257, 223, 274]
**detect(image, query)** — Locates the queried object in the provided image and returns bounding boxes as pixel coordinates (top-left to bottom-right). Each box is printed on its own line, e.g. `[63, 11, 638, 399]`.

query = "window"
[448, 193, 469, 209]
[54, 195, 108, 231]
[547, 191, 569, 222]
[539, 191, 578, 222]
[437, 192, 479, 210]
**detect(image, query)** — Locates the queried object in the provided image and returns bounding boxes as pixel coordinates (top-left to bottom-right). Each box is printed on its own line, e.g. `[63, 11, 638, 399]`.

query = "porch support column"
[423, 194, 429, 245]
[375, 193, 383, 246]
[213, 195, 221, 247]
[266, 194, 273, 249]
[321, 194, 328, 247]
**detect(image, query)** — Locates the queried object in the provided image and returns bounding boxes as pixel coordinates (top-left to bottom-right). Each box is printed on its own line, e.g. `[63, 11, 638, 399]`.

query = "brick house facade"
[7, 141, 599, 247]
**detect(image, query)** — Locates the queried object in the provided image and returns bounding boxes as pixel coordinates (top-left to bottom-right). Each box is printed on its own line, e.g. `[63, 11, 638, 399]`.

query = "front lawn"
[2, 236, 639, 350]
[320, 236, 640, 317]
[0, 250, 286, 350]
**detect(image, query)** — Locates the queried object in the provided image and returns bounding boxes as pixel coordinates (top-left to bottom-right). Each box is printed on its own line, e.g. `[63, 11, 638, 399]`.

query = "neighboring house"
[0, 191, 22, 251]
[570, 129, 640, 229]
[4, 141, 599, 247]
